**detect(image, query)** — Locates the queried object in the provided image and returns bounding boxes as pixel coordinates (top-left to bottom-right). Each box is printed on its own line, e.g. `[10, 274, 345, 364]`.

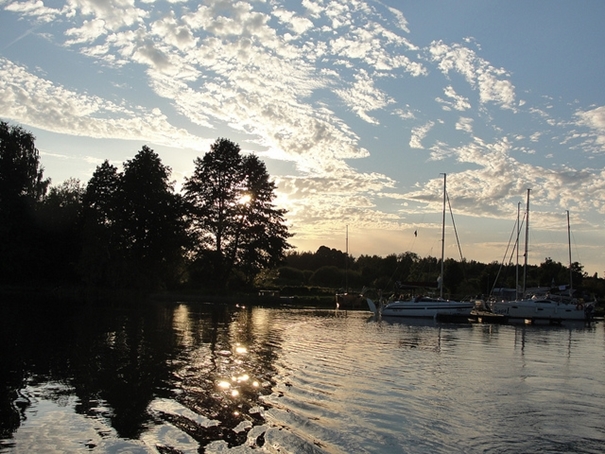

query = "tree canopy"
[0, 121, 50, 283]
[1, 124, 293, 293]
[183, 138, 292, 288]
[80, 148, 189, 290]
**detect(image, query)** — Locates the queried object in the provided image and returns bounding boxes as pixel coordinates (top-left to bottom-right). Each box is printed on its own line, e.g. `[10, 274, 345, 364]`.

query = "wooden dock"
[469, 310, 509, 324]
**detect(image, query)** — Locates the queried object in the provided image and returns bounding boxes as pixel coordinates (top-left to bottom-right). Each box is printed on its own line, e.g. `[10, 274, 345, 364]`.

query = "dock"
[469, 310, 509, 324]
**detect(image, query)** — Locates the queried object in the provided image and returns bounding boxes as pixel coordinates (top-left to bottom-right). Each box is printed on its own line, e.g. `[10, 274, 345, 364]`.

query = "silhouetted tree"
[275, 266, 307, 286]
[0, 121, 50, 283]
[183, 138, 292, 288]
[398, 252, 420, 279]
[80, 149, 188, 290]
[444, 258, 465, 296]
[356, 254, 385, 286]
[538, 257, 565, 287]
[116, 146, 188, 290]
[570, 261, 584, 290]
[309, 266, 342, 287]
[0, 121, 49, 203]
[35, 178, 84, 282]
[313, 246, 346, 269]
[285, 250, 317, 270]
[80, 161, 122, 287]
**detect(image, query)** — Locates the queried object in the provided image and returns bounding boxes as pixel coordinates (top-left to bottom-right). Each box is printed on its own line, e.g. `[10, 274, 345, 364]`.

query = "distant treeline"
[273, 246, 605, 301]
[0, 121, 291, 292]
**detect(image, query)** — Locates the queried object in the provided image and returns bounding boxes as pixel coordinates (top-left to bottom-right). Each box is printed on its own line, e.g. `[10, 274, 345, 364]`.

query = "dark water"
[1, 299, 604, 453]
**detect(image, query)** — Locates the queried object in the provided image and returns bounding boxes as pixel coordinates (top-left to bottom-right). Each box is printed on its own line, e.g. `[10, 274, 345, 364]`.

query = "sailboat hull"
[378, 298, 474, 318]
[490, 298, 590, 322]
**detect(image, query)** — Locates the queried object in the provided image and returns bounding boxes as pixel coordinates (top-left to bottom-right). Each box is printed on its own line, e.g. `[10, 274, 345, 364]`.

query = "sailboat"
[367, 174, 475, 318]
[489, 192, 593, 323]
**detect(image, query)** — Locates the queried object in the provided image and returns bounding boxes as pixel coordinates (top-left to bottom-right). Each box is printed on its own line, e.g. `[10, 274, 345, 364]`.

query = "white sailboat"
[367, 174, 474, 319]
[489, 193, 593, 323]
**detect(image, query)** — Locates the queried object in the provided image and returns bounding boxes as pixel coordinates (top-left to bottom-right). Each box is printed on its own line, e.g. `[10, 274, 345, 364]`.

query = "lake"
[1, 298, 604, 453]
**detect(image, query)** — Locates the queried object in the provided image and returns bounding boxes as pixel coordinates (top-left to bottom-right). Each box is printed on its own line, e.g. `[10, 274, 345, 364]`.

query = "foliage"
[117, 146, 188, 289]
[0, 121, 49, 204]
[80, 148, 188, 290]
[2, 127, 295, 292]
[309, 266, 343, 287]
[35, 178, 85, 282]
[183, 138, 292, 288]
[274, 266, 307, 286]
[80, 160, 122, 287]
[0, 121, 50, 283]
[281, 246, 600, 301]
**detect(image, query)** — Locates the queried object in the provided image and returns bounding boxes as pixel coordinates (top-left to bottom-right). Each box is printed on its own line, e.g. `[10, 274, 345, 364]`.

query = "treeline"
[2, 120, 604, 301]
[269, 246, 605, 301]
[0, 121, 291, 292]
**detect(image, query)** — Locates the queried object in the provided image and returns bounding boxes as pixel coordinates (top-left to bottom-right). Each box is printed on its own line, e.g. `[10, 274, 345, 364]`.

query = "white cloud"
[63, 0, 147, 31]
[429, 40, 515, 109]
[386, 5, 410, 33]
[65, 18, 107, 44]
[406, 135, 605, 221]
[151, 12, 197, 51]
[273, 8, 314, 35]
[5, 0, 59, 22]
[334, 69, 393, 124]
[410, 121, 434, 149]
[455, 117, 473, 134]
[0, 58, 203, 149]
[444, 85, 471, 111]
[575, 106, 605, 153]
[301, 0, 323, 19]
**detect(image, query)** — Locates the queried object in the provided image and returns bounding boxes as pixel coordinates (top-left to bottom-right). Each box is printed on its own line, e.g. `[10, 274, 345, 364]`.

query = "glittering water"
[1, 300, 604, 453]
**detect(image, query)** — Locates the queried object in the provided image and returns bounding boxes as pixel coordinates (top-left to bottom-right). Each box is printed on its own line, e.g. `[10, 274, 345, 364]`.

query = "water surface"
[1, 300, 604, 453]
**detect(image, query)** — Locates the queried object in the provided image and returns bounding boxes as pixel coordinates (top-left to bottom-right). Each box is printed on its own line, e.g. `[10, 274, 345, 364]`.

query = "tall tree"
[80, 161, 122, 287]
[0, 121, 49, 204]
[35, 178, 84, 282]
[116, 146, 188, 290]
[183, 138, 291, 288]
[0, 121, 50, 283]
[80, 149, 188, 290]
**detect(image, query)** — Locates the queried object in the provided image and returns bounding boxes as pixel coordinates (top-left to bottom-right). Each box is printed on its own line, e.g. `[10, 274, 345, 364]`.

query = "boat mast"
[345, 224, 349, 293]
[567, 210, 573, 296]
[440, 173, 446, 299]
[522, 189, 530, 296]
[516, 201, 520, 300]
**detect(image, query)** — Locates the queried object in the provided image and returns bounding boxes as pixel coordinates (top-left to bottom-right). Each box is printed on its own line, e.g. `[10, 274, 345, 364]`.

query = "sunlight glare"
[217, 381, 230, 390]
[238, 194, 251, 206]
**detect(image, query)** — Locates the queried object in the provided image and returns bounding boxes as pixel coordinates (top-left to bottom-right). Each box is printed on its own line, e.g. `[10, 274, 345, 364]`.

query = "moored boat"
[488, 194, 595, 323]
[490, 295, 594, 323]
[367, 296, 474, 318]
[367, 174, 474, 319]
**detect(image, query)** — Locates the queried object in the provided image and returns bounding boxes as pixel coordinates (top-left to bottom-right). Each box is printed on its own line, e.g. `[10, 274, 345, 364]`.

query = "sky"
[1, 0, 605, 278]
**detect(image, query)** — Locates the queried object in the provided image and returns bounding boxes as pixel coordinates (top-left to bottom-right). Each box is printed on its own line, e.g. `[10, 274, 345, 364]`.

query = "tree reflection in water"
[0, 298, 281, 451]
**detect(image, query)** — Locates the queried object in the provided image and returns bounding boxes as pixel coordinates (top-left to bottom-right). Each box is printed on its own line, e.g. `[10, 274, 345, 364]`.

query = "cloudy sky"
[2, 0, 604, 277]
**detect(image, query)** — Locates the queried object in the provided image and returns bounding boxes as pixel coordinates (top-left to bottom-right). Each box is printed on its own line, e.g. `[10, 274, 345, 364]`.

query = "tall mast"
[345, 224, 349, 292]
[440, 173, 446, 299]
[567, 210, 573, 296]
[516, 201, 520, 300]
[522, 189, 530, 296]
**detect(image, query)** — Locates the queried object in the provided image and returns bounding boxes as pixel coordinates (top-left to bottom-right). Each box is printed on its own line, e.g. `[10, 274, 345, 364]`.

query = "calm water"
[1, 299, 604, 453]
